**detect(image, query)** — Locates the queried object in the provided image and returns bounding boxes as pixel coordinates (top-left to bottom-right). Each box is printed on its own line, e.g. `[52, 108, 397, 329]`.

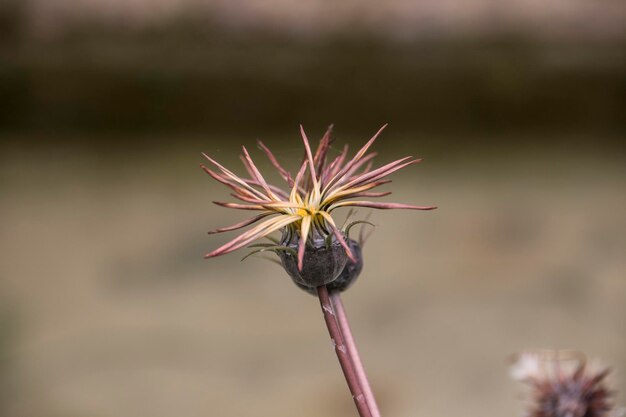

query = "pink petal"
[341, 157, 420, 191]
[256, 140, 294, 186]
[229, 193, 272, 204]
[324, 180, 392, 202]
[202, 153, 268, 201]
[213, 201, 266, 210]
[290, 160, 308, 201]
[321, 144, 349, 187]
[330, 225, 356, 264]
[241, 146, 277, 198]
[241, 180, 289, 199]
[313, 124, 334, 178]
[342, 152, 377, 180]
[297, 215, 312, 271]
[323, 124, 387, 192]
[330, 201, 437, 211]
[318, 211, 356, 264]
[201, 164, 255, 198]
[299, 125, 319, 186]
[347, 191, 392, 198]
[208, 213, 275, 234]
[205, 215, 300, 258]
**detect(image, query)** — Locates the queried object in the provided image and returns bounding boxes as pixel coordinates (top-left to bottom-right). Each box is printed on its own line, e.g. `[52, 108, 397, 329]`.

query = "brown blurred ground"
[1, 2, 626, 417]
[1, 135, 625, 417]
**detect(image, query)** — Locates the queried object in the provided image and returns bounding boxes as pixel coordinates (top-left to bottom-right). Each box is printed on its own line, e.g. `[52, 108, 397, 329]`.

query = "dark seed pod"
[327, 239, 363, 292]
[278, 232, 348, 289]
[292, 239, 364, 295]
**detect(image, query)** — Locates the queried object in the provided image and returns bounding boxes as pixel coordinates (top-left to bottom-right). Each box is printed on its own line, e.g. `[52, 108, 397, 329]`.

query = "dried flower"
[202, 124, 435, 289]
[511, 351, 618, 417]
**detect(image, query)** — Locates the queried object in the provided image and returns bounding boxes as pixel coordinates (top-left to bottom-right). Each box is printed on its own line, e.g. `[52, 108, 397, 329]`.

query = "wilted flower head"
[202, 124, 435, 289]
[511, 351, 618, 417]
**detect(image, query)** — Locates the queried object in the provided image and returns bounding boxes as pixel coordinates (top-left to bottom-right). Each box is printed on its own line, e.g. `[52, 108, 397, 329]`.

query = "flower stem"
[317, 285, 372, 417]
[330, 292, 381, 417]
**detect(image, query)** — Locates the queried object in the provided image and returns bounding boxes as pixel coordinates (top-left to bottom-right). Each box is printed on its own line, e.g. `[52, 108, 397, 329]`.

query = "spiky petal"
[203, 125, 436, 272]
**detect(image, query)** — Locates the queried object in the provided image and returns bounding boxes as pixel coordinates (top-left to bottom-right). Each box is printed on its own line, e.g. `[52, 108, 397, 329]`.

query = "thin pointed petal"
[343, 152, 378, 180]
[241, 179, 289, 199]
[323, 180, 392, 204]
[202, 153, 269, 200]
[265, 183, 290, 199]
[348, 191, 392, 198]
[349, 124, 387, 166]
[213, 201, 267, 210]
[297, 216, 312, 271]
[323, 124, 388, 193]
[201, 164, 257, 198]
[229, 193, 272, 204]
[208, 213, 275, 234]
[318, 211, 356, 263]
[340, 157, 420, 192]
[256, 139, 294, 186]
[331, 225, 356, 264]
[299, 124, 319, 187]
[290, 160, 308, 202]
[261, 201, 307, 210]
[239, 154, 257, 181]
[321, 144, 348, 187]
[205, 215, 300, 258]
[313, 124, 333, 178]
[241, 145, 278, 199]
[354, 160, 374, 179]
[329, 201, 437, 211]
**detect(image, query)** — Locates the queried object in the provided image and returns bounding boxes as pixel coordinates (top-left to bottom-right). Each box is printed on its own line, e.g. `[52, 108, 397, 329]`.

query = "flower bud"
[326, 239, 363, 293]
[278, 232, 348, 289]
[289, 238, 363, 295]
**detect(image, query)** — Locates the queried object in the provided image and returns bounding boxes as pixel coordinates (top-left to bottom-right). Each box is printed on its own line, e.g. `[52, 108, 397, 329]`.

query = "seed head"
[511, 351, 618, 417]
[290, 237, 364, 295]
[202, 124, 436, 289]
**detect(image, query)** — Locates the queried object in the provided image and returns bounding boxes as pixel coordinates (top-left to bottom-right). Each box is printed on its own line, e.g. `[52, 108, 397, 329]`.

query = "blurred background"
[1, 0, 625, 416]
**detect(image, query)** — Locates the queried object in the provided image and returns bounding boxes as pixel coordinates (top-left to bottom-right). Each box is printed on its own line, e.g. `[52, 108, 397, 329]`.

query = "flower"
[202, 124, 436, 287]
[511, 351, 617, 417]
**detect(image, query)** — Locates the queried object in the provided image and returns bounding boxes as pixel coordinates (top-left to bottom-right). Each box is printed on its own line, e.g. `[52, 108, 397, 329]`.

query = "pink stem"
[331, 291, 381, 417]
[317, 285, 372, 417]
